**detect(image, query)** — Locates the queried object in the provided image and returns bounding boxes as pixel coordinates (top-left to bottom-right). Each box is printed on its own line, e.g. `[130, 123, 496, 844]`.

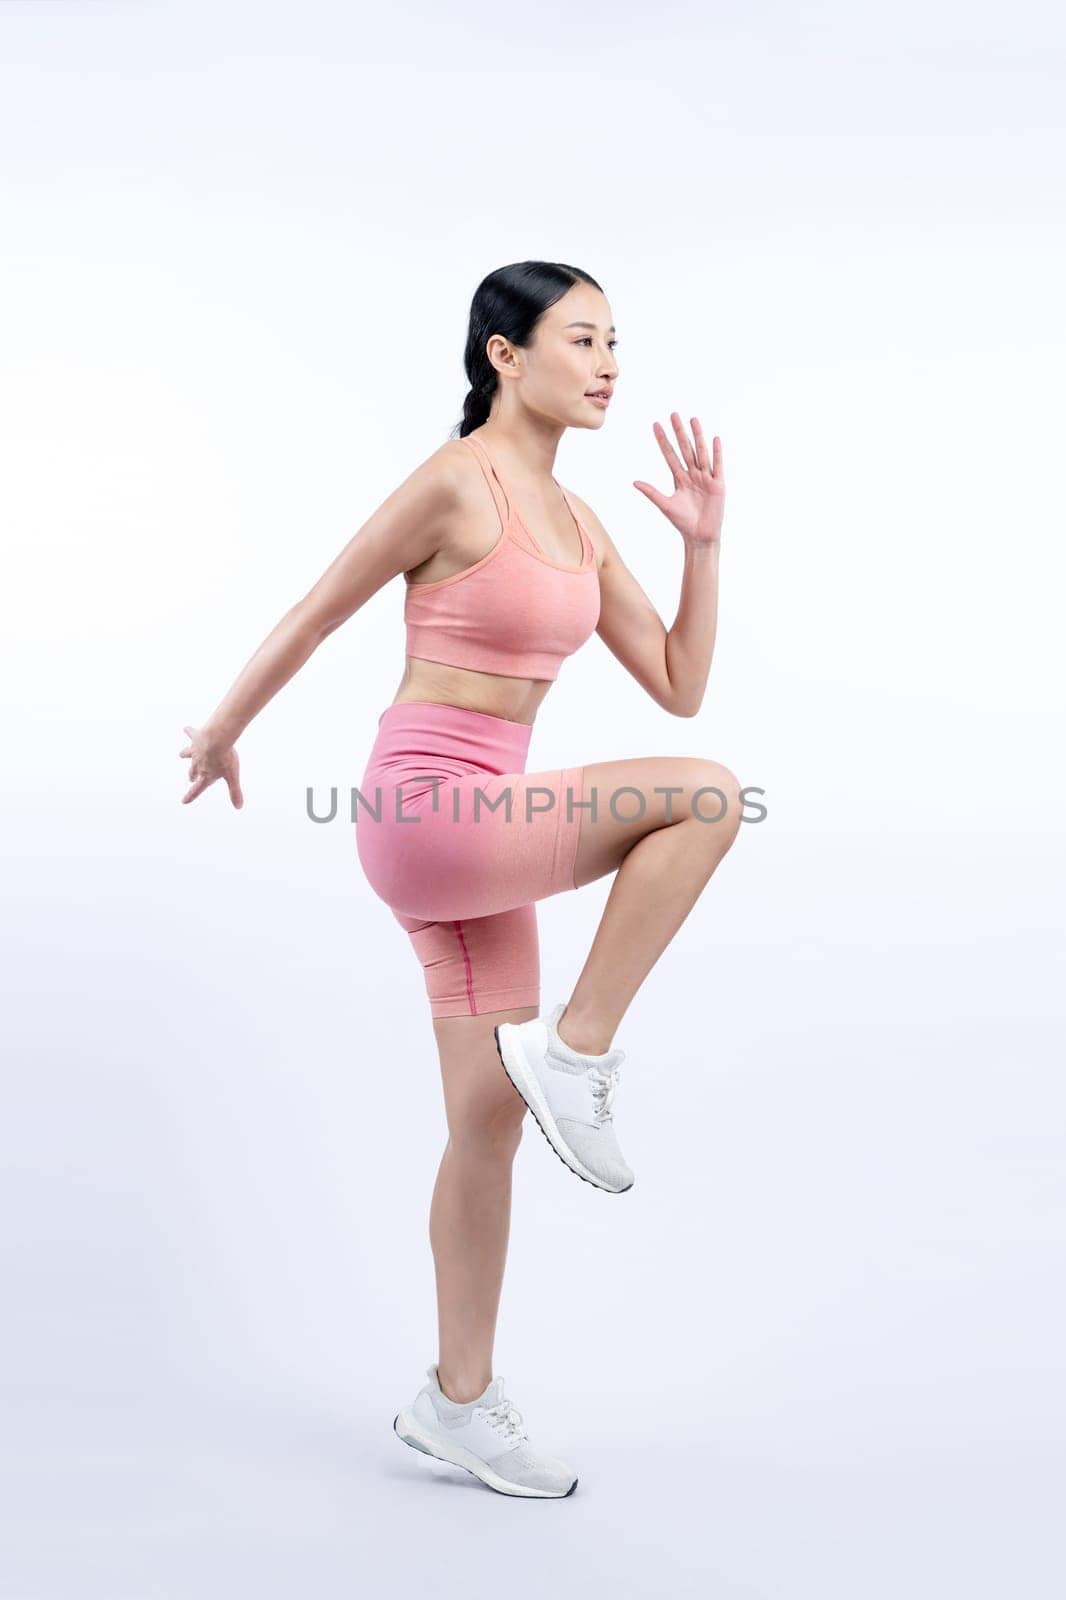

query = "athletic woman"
[179, 261, 740, 1498]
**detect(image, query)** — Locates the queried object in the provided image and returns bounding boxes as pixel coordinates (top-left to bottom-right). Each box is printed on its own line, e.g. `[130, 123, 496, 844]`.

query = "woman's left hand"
[633, 414, 725, 546]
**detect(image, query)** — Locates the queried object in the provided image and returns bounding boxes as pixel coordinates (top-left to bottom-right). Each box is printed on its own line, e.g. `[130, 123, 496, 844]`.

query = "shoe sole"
[393, 1409, 578, 1498]
[494, 1024, 634, 1194]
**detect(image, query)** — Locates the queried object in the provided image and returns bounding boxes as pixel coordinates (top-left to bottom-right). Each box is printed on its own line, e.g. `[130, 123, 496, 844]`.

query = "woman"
[179, 261, 741, 1499]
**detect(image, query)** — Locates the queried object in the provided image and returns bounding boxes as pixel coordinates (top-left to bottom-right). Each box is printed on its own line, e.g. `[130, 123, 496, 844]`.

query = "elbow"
[662, 691, 701, 718]
[292, 600, 341, 644]
[663, 679, 702, 718]
[662, 658, 705, 717]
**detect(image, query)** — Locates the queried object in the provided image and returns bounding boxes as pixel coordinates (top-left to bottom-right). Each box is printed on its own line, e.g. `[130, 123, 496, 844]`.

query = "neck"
[477, 417, 564, 486]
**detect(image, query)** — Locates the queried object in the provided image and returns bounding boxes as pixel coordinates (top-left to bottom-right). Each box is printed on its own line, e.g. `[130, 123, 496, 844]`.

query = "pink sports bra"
[403, 434, 601, 681]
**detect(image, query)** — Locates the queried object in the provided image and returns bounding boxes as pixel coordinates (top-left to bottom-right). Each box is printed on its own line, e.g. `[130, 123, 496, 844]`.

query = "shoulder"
[560, 487, 615, 570]
[386, 439, 487, 531]
[417, 436, 486, 508]
[408, 437, 471, 496]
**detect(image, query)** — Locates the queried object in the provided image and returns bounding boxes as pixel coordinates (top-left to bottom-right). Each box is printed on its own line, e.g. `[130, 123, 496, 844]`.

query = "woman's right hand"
[179, 724, 244, 809]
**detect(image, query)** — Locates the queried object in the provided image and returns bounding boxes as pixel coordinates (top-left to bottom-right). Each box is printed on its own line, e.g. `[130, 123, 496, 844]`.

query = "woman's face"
[492, 284, 619, 430]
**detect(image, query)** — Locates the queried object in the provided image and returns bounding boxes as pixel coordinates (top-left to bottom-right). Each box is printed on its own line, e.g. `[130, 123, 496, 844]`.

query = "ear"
[486, 334, 521, 375]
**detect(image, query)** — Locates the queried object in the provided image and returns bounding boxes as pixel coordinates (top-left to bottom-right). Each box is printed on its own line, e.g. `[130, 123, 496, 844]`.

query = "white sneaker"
[393, 1365, 578, 1498]
[494, 1001, 634, 1193]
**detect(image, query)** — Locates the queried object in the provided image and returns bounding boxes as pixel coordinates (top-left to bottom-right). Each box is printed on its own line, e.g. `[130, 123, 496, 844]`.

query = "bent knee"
[689, 759, 744, 834]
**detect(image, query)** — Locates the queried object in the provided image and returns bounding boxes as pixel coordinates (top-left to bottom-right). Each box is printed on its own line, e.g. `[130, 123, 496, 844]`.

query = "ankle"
[555, 1002, 614, 1057]
[436, 1365, 491, 1405]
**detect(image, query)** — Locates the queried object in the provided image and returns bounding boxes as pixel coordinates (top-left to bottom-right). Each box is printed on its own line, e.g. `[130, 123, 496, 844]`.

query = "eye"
[576, 337, 619, 350]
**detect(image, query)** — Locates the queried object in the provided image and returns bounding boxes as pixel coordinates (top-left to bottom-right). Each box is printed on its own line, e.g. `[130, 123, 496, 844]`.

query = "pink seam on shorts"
[451, 920, 476, 1011]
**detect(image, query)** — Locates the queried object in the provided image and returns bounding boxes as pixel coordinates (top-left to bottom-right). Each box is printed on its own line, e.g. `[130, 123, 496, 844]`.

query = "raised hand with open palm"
[633, 413, 724, 545]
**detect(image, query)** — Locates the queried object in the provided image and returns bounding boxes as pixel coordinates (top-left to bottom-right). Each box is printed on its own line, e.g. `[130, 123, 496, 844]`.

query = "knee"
[690, 759, 744, 842]
[447, 1101, 526, 1161]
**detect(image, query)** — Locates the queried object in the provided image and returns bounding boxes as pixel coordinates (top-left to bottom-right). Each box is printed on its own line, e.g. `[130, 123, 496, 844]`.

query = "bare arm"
[180, 446, 461, 804]
[570, 492, 721, 719]
[569, 417, 725, 719]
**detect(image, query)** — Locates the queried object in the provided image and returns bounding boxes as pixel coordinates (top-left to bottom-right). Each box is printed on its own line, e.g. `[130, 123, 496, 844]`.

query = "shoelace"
[482, 1396, 528, 1444]
[588, 1064, 621, 1123]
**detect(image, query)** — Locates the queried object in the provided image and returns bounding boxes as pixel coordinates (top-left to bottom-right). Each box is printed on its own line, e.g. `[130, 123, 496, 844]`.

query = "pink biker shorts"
[355, 701, 586, 1020]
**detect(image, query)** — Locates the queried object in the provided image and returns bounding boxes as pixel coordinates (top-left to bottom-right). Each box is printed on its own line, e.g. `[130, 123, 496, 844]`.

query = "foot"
[494, 1002, 634, 1193]
[393, 1365, 578, 1498]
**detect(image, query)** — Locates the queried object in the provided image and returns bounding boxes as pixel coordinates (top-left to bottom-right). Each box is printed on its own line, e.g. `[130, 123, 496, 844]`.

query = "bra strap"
[460, 435, 511, 530]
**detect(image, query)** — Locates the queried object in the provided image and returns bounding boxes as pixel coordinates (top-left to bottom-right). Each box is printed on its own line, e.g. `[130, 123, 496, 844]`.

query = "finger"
[670, 411, 696, 472]
[182, 778, 206, 804]
[713, 435, 723, 476]
[691, 417, 710, 474]
[633, 480, 668, 512]
[654, 419, 686, 481]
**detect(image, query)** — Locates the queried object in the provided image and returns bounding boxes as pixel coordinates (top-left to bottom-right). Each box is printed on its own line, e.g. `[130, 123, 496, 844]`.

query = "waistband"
[371, 700, 534, 774]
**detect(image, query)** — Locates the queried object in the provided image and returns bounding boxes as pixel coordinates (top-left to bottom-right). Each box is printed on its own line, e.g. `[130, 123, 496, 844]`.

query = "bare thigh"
[427, 756, 740, 1112]
[572, 755, 743, 888]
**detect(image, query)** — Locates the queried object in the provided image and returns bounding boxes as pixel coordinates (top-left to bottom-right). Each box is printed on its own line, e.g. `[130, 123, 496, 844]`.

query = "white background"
[2, 0, 1063, 1595]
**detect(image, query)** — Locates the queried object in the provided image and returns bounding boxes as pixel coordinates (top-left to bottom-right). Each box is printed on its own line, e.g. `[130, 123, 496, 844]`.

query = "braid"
[450, 262, 604, 438]
[459, 372, 497, 438]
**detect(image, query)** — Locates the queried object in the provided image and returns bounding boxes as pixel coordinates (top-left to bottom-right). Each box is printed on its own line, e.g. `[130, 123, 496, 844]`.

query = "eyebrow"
[564, 321, 617, 332]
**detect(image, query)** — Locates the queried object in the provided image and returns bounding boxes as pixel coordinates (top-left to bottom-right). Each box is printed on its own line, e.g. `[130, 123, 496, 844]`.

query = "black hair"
[452, 261, 604, 439]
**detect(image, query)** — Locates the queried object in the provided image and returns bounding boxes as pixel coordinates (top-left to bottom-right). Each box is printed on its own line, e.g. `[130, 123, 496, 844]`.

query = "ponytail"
[452, 260, 603, 439]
